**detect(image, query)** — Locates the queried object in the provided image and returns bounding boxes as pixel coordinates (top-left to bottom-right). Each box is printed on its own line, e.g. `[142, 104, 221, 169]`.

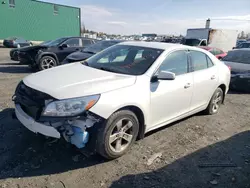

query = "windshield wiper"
[99, 66, 119, 73]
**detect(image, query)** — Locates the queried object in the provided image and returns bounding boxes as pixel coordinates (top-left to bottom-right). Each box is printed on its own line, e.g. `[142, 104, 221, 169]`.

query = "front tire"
[38, 56, 57, 71]
[204, 87, 224, 115]
[94, 110, 139, 159]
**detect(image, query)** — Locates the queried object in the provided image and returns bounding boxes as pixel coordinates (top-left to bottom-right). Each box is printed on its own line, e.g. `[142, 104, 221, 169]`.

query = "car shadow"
[0, 65, 32, 74]
[0, 62, 21, 66]
[110, 130, 250, 188]
[1, 107, 249, 188]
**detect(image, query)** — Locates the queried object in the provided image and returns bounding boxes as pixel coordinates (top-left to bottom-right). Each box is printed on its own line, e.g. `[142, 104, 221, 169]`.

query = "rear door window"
[82, 39, 92, 46]
[190, 51, 213, 71]
[63, 38, 80, 47]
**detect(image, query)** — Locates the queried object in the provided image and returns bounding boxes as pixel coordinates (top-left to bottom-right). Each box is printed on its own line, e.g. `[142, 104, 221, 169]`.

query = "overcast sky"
[41, 0, 250, 35]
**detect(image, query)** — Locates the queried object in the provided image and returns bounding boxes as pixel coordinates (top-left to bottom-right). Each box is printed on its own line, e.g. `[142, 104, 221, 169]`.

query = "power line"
[211, 18, 250, 22]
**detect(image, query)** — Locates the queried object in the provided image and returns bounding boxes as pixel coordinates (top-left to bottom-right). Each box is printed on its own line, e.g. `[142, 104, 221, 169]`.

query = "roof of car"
[101, 39, 126, 42]
[63, 36, 94, 39]
[119, 41, 183, 50]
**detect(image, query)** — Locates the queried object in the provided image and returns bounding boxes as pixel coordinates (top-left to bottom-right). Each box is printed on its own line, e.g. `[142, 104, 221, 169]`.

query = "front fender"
[36, 52, 59, 65]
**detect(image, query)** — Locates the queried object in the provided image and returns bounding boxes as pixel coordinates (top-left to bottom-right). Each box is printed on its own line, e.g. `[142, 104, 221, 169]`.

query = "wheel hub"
[41, 58, 56, 69]
[109, 118, 134, 153]
[212, 91, 222, 113]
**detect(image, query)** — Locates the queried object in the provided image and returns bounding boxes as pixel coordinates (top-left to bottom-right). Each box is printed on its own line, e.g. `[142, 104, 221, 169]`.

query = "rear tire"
[93, 110, 139, 159]
[204, 87, 224, 115]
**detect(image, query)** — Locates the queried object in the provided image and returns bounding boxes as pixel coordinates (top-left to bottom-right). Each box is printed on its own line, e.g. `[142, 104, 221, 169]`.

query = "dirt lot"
[0, 48, 249, 188]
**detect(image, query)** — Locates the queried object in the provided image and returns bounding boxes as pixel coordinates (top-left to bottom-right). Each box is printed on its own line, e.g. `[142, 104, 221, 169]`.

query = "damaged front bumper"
[15, 103, 103, 148]
[15, 104, 61, 138]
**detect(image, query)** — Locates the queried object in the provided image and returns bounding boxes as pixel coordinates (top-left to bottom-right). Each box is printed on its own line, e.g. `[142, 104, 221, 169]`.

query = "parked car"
[3, 37, 32, 48]
[222, 49, 250, 92]
[236, 39, 247, 48]
[13, 42, 231, 159]
[10, 40, 52, 62]
[235, 42, 250, 49]
[18, 37, 96, 70]
[199, 46, 227, 59]
[62, 40, 125, 64]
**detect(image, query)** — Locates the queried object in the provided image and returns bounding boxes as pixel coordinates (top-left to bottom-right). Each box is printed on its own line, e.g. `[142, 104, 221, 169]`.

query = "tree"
[80, 25, 86, 35]
[240, 31, 245, 39]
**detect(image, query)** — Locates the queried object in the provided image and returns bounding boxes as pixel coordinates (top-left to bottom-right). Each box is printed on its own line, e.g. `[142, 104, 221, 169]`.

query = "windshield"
[182, 39, 201, 46]
[82, 40, 121, 53]
[222, 50, 250, 64]
[6, 37, 17, 40]
[40, 40, 52, 46]
[84, 44, 163, 75]
[45, 38, 67, 47]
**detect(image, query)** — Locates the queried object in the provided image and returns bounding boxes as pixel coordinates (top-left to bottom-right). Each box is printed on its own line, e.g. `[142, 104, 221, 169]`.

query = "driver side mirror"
[151, 71, 176, 82]
[60, 44, 69, 49]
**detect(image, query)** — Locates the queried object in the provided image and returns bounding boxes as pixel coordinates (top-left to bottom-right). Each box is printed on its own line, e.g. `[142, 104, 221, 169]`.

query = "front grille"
[14, 82, 54, 119]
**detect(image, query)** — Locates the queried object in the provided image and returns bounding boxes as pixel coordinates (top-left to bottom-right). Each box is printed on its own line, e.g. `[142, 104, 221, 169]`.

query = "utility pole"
[205, 18, 211, 28]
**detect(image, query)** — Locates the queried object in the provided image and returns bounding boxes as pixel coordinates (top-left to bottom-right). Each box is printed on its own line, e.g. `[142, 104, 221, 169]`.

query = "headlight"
[42, 95, 100, 117]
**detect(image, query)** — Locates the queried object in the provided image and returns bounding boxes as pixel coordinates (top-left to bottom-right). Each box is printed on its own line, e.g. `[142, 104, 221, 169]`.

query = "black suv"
[18, 37, 96, 70]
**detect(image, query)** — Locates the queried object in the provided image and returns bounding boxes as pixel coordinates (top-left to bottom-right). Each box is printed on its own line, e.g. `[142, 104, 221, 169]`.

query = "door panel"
[150, 73, 193, 128]
[149, 50, 193, 128]
[189, 51, 218, 110]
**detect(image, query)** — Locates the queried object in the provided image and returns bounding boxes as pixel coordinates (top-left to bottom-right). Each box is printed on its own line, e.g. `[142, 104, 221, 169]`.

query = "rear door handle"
[211, 75, 216, 80]
[184, 83, 191, 89]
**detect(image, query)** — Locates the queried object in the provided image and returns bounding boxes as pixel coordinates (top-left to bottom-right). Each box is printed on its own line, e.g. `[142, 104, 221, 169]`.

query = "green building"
[0, 0, 81, 42]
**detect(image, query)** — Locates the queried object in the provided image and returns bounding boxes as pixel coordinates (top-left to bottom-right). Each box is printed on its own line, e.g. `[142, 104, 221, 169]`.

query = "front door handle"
[184, 83, 191, 89]
[211, 75, 216, 80]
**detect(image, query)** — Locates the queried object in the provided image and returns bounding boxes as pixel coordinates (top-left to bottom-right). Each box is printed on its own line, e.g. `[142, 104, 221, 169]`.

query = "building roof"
[119, 41, 183, 50]
[32, 0, 80, 9]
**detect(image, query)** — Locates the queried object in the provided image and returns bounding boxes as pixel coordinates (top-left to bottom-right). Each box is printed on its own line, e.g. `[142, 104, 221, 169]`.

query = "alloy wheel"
[109, 118, 134, 153]
[212, 91, 223, 113]
[41, 58, 56, 69]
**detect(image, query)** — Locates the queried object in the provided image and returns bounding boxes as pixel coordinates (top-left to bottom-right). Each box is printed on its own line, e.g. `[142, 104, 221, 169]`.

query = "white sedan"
[13, 42, 231, 159]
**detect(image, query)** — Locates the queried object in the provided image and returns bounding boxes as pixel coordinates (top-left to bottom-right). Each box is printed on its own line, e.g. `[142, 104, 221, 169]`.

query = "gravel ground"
[0, 48, 249, 188]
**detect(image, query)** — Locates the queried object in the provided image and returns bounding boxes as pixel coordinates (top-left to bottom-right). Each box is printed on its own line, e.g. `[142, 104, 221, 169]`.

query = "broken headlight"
[42, 95, 100, 117]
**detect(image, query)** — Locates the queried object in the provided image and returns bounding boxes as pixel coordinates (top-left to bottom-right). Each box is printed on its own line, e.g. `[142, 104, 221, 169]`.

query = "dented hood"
[23, 63, 136, 99]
